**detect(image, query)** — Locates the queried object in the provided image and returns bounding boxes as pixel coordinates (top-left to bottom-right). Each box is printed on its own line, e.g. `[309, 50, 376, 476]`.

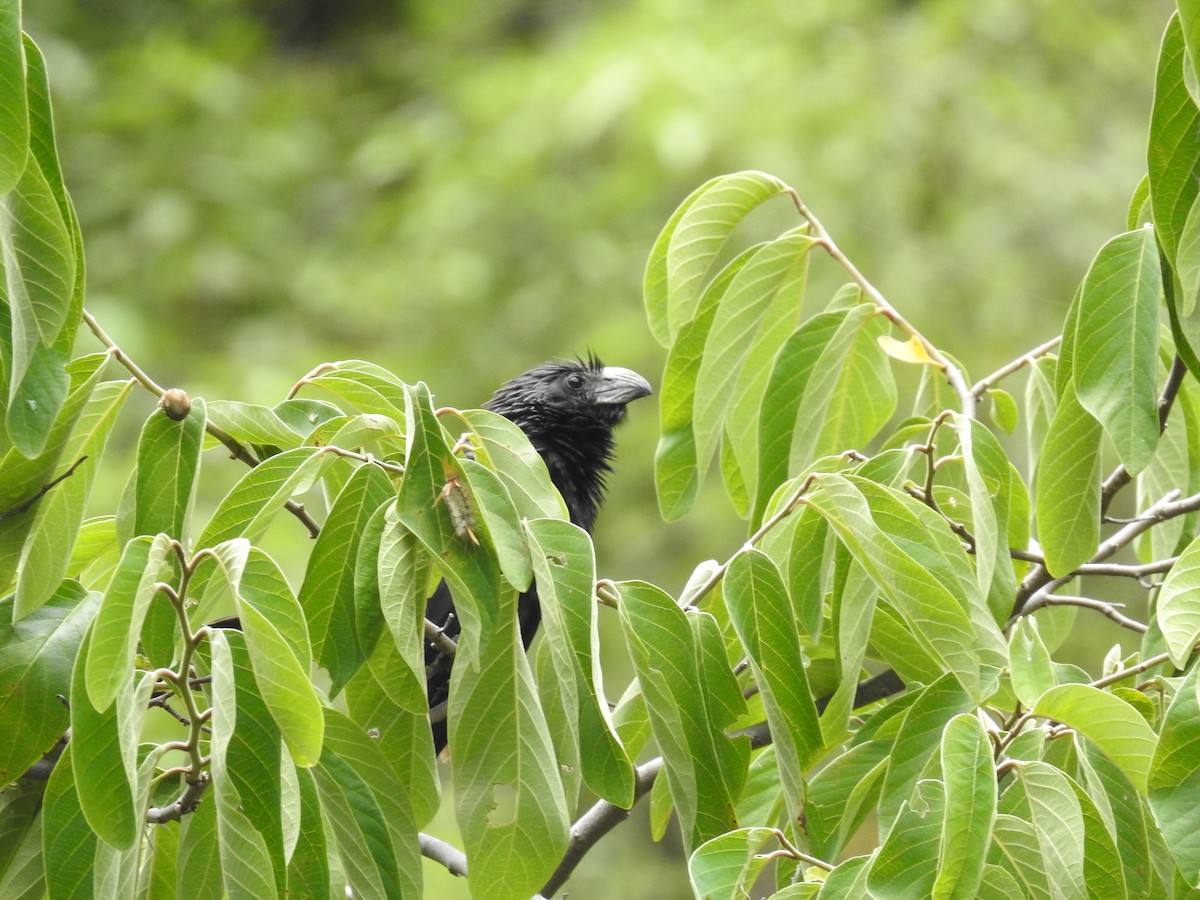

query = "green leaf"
[2, 152, 75, 397]
[688, 827, 790, 900]
[1070, 228, 1161, 473]
[320, 708, 423, 899]
[987, 388, 1018, 433]
[296, 462, 394, 694]
[395, 382, 504, 660]
[879, 674, 974, 828]
[68, 620, 138, 851]
[0, 352, 105, 591]
[933, 714, 996, 900]
[84, 533, 172, 712]
[0, 0, 27, 196]
[1033, 684, 1157, 792]
[1034, 382, 1101, 577]
[14, 378, 133, 618]
[692, 229, 814, 476]
[1148, 662, 1200, 884]
[134, 397, 206, 540]
[207, 540, 324, 767]
[1015, 762, 1088, 899]
[789, 301, 895, 474]
[208, 630, 279, 899]
[1151, 14, 1200, 270]
[220, 629, 288, 891]
[804, 475, 1001, 698]
[204, 399, 307, 446]
[868, 780, 945, 899]
[286, 768, 331, 898]
[526, 517, 634, 807]
[753, 310, 846, 524]
[0, 581, 97, 782]
[457, 408, 568, 520]
[724, 547, 821, 826]
[5, 343, 68, 459]
[654, 244, 759, 520]
[194, 446, 332, 550]
[177, 786, 223, 899]
[301, 359, 408, 418]
[644, 170, 792, 345]
[345, 640, 439, 828]
[1066, 770, 1128, 900]
[1008, 617, 1056, 708]
[449, 580, 569, 900]
[1156, 532, 1200, 667]
[618, 580, 749, 851]
[41, 750, 97, 900]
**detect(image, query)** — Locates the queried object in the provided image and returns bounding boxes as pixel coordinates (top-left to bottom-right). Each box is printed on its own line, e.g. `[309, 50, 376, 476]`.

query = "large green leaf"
[724, 547, 821, 826]
[1151, 14, 1200, 270]
[1033, 684, 1157, 793]
[207, 539, 324, 767]
[804, 474, 999, 697]
[395, 382, 505, 660]
[526, 517, 633, 807]
[220, 629, 288, 892]
[2, 152, 75, 402]
[457, 408, 568, 520]
[1016, 762, 1088, 900]
[932, 713, 996, 899]
[644, 170, 792, 345]
[449, 580, 569, 900]
[84, 533, 172, 712]
[296, 462, 394, 695]
[1070, 228, 1161, 473]
[868, 780, 945, 899]
[1034, 381, 1102, 577]
[133, 397, 206, 540]
[208, 630, 278, 899]
[14, 378, 133, 618]
[753, 313, 847, 525]
[618, 580, 749, 852]
[0, 581, 97, 783]
[1155, 531, 1200, 667]
[40, 751, 96, 900]
[790, 300, 895, 475]
[654, 244, 758, 520]
[692, 229, 813, 477]
[0, 352, 105, 592]
[68, 620, 138, 851]
[0, 0, 27, 195]
[1148, 663, 1200, 884]
[320, 708, 423, 899]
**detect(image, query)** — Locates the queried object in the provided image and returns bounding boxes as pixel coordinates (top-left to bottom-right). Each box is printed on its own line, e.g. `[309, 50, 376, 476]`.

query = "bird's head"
[485, 355, 652, 530]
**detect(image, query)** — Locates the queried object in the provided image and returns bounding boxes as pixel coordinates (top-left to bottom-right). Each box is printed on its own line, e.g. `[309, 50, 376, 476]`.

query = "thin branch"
[419, 833, 468, 878]
[424, 619, 459, 658]
[789, 194, 975, 418]
[0, 456, 88, 521]
[969, 336, 1062, 399]
[1011, 487, 1200, 620]
[145, 774, 209, 825]
[1100, 355, 1187, 516]
[1035, 595, 1147, 633]
[82, 309, 322, 539]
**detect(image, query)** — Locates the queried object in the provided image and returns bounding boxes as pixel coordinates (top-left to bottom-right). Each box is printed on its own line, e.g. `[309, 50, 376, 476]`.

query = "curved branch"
[419, 833, 468, 878]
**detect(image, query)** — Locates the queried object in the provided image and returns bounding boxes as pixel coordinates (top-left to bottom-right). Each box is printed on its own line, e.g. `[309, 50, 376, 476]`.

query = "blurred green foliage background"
[23, 0, 1176, 894]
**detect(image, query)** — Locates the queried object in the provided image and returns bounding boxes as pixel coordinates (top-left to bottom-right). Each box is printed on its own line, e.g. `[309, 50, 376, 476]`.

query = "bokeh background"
[24, 0, 1176, 894]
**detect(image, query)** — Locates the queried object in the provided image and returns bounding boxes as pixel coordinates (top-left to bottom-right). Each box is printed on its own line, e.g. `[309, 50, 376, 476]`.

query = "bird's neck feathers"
[532, 418, 618, 533]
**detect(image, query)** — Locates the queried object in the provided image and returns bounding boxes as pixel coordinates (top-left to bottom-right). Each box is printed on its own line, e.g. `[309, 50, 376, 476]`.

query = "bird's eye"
[565, 373, 585, 390]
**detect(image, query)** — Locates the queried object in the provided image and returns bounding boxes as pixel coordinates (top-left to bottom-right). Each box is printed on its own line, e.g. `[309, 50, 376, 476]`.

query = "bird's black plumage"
[424, 357, 652, 753]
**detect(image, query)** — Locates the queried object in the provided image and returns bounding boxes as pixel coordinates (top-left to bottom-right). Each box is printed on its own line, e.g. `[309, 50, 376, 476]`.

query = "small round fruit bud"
[159, 388, 192, 421]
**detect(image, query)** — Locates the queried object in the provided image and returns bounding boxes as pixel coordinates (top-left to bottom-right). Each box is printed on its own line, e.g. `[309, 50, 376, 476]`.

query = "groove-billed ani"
[424, 357, 652, 752]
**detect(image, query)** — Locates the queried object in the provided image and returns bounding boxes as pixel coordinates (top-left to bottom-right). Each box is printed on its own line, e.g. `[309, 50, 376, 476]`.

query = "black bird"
[423, 357, 652, 752]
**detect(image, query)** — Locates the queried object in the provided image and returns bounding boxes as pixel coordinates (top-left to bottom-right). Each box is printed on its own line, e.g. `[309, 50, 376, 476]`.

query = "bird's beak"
[594, 367, 653, 405]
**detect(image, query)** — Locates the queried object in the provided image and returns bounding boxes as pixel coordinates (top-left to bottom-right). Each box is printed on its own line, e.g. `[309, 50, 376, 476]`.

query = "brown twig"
[0, 456, 88, 521]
